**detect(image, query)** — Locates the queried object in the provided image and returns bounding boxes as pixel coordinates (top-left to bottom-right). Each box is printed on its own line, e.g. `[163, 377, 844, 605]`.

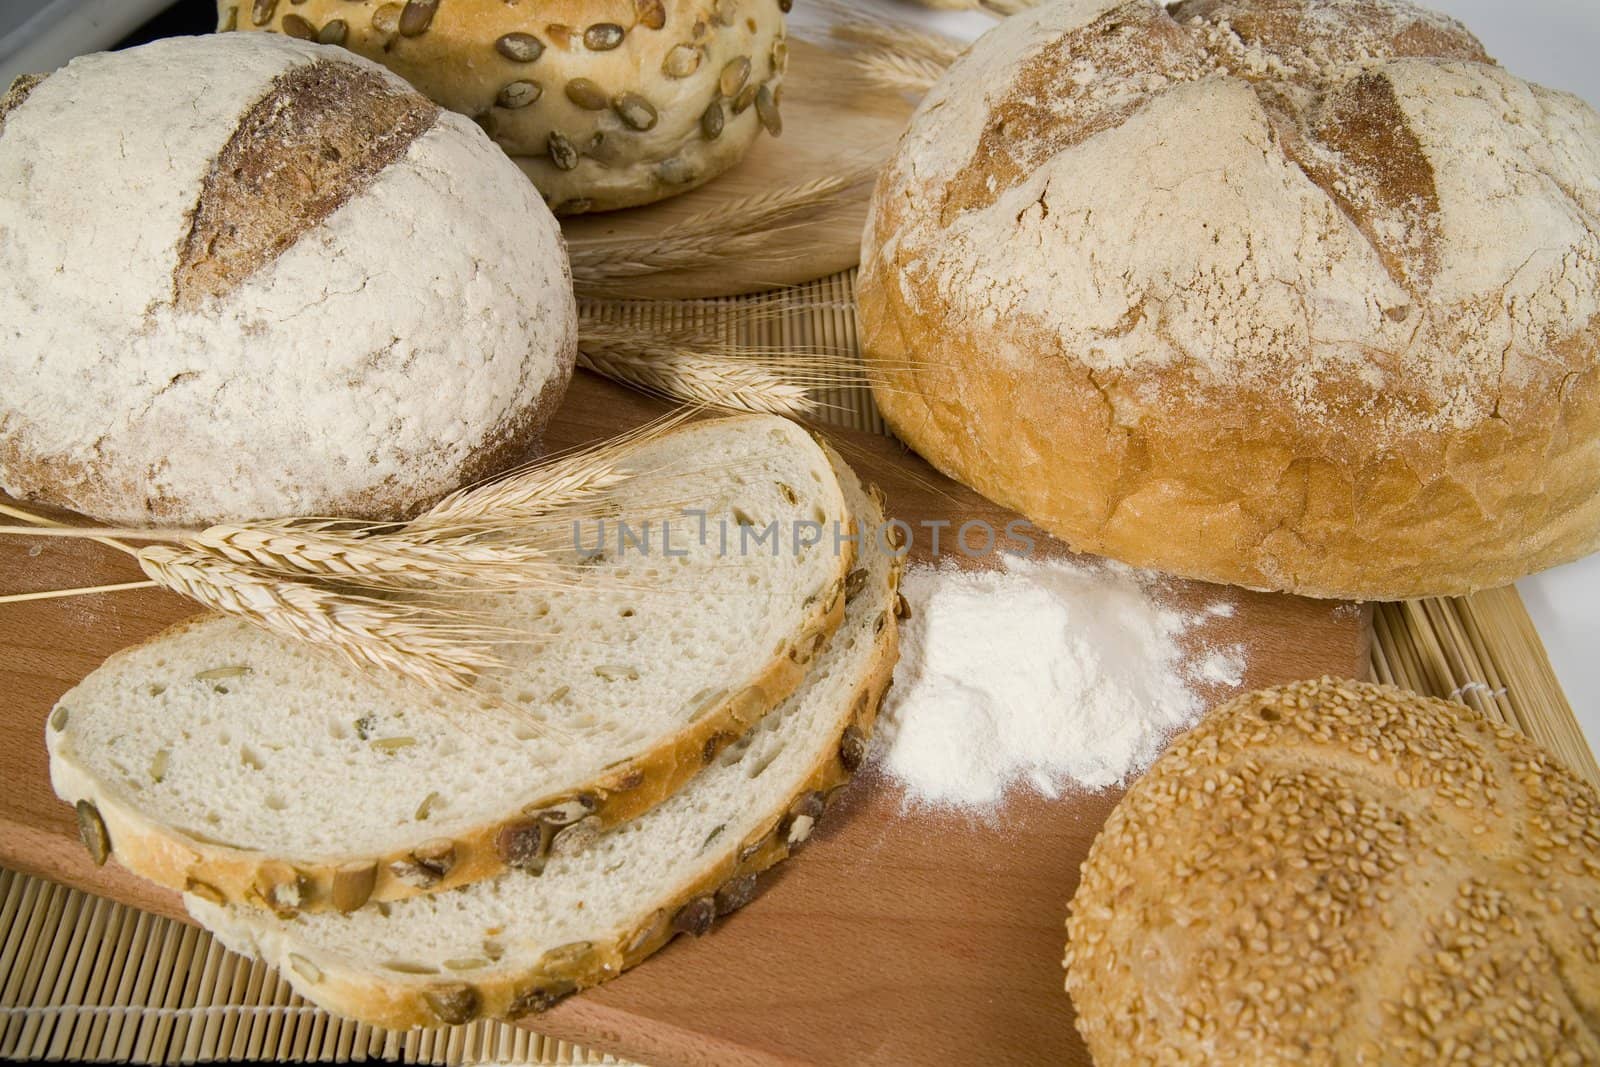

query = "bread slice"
[184, 460, 899, 1030]
[48, 416, 854, 913]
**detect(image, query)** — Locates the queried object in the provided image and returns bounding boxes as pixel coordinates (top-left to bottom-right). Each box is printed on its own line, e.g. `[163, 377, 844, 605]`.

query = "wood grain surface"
[0, 374, 1371, 1065]
[560, 39, 913, 300]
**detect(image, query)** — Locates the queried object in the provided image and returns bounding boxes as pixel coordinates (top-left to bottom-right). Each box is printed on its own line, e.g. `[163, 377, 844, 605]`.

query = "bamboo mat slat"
[3, 269, 1594, 1064]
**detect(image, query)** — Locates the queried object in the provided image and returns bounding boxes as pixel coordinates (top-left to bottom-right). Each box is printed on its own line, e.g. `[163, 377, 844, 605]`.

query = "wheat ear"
[137, 546, 502, 692]
[848, 50, 949, 94]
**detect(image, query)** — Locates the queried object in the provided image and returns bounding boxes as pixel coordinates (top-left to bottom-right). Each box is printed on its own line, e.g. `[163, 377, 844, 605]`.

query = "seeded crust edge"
[219, 0, 785, 214]
[45, 423, 857, 913]
[182, 456, 901, 1030]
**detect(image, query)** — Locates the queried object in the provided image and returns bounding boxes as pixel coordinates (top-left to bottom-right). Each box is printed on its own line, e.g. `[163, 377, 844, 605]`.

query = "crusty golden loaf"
[1064, 678, 1600, 1065]
[857, 0, 1600, 600]
[220, 0, 788, 214]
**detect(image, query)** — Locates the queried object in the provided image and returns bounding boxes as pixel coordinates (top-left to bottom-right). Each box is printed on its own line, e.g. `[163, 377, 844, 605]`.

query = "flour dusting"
[875, 555, 1247, 812]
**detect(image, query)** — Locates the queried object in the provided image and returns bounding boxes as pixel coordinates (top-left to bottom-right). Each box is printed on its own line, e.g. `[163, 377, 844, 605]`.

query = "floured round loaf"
[0, 33, 576, 527]
[858, 0, 1600, 600]
[1065, 678, 1600, 1064]
[219, 0, 788, 214]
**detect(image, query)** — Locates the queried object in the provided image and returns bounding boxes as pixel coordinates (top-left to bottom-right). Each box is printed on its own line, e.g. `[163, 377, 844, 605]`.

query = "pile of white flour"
[875, 555, 1244, 811]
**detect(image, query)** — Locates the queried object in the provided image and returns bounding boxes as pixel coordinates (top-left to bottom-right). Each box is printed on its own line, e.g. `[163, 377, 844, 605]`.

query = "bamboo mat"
[3, 269, 1595, 1065]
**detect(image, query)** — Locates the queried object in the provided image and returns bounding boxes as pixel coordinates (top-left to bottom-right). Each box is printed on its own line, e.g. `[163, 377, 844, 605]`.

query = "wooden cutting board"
[0, 374, 1371, 1065]
[560, 38, 914, 301]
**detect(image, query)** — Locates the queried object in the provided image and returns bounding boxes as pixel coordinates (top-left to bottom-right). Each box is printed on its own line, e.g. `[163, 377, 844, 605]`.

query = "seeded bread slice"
[184, 459, 899, 1030]
[48, 415, 854, 913]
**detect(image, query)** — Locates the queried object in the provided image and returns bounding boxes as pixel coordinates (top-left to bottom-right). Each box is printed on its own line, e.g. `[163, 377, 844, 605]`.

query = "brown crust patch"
[940, 3, 1200, 225]
[173, 60, 439, 310]
[1302, 71, 1441, 291]
[0, 73, 46, 138]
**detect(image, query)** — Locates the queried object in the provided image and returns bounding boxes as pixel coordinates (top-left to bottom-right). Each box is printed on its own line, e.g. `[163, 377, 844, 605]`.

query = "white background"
[5, 0, 1600, 749]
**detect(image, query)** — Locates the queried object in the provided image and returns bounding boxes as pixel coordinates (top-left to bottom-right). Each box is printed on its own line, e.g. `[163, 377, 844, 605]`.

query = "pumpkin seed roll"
[220, 0, 790, 214]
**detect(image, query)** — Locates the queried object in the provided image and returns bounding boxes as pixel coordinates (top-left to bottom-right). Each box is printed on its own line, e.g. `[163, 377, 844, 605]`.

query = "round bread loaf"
[219, 0, 789, 214]
[0, 34, 576, 527]
[858, 0, 1600, 600]
[1065, 677, 1600, 1065]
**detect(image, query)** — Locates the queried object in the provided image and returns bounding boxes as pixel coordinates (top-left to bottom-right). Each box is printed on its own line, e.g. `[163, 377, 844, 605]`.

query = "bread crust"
[1064, 678, 1600, 1064]
[220, 0, 787, 213]
[184, 459, 901, 1030]
[858, 0, 1600, 600]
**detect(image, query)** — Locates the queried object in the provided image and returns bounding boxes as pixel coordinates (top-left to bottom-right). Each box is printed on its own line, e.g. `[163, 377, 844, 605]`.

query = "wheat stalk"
[137, 546, 502, 692]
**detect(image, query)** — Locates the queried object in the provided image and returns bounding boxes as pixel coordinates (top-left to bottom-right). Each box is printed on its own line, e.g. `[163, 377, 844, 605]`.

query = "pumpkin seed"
[700, 100, 725, 140]
[845, 568, 868, 599]
[317, 18, 347, 45]
[594, 663, 640, 682]
[634, 0, 666, 30]
[385, 960, 439, 974]
[445, 957, 489, 971]
[895, 593, 911, 620]
[332, 860, 377, 912]
[496, 32, 544, 62]
[839, 726, 868, 772]
[715, 873, 758, 916]
[549, 132, 580, 170]
[195, 665, 252, 682]
[398, 0, 437, 37]
[542, 941, 594, 973]
[150, 749, 170, 784]
[663, 43, 700, 78]
[672, 896, 716, 936]
[371, 736, 416, 755]
[719, 56, 751, 98]
[50, 705, 68, 731]
[288, 954, 323, 983]
[497, 80, 542, 108]
[732, 83, 758, 114]
[251, 0, 277, 27]
[565, 78, 609, 110]
[221, 5, 239, 31]
[497, 818, 557, 872]
[280, 13, 316, 39]
[424, 985, 480, 1026]
[711, 0, 737, 27]
[510, 979, 576, 1017]
[658, 157, 695, 184]
[612, 92, 658, 131]
[415, 791, 440, 821]
[76, 800, 110, 866]
[583, 23, 625, 51]
[755, 84, 781, 135]
[185, 878, 225, 905]
[371, 3, 402, 35]
[771, 38, 789, 76]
